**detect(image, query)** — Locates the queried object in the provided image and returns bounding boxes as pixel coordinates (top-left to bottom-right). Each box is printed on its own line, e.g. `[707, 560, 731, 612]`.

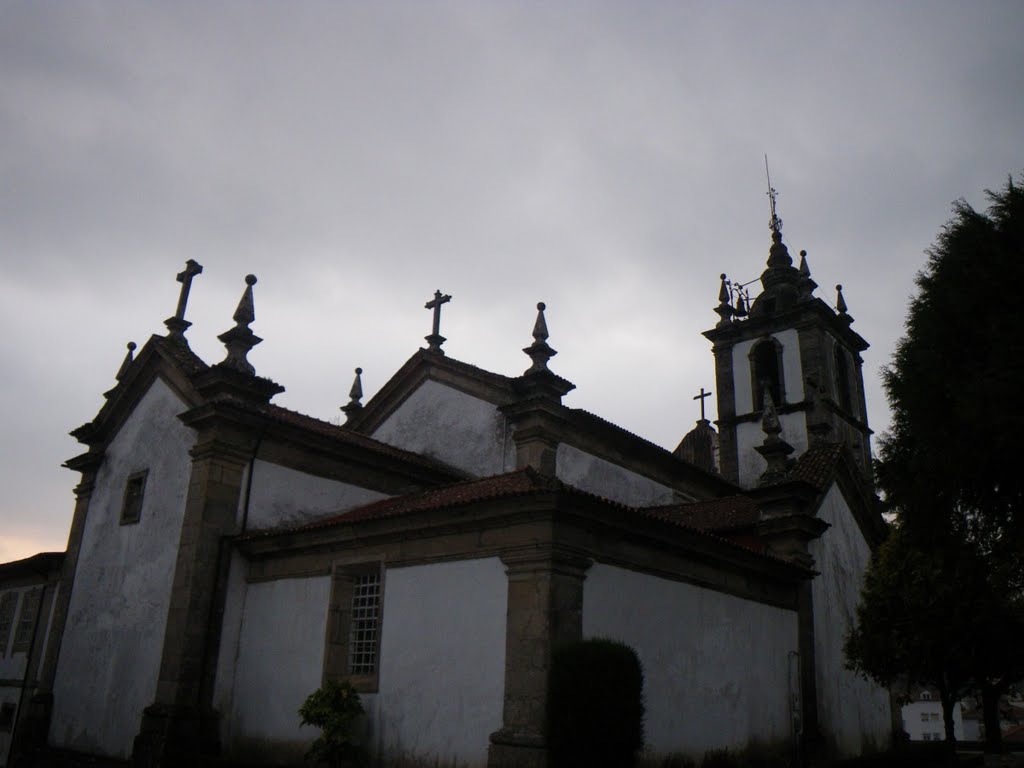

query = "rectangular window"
[347, 572, 381, 676]
[921, 713, 929, 722]
[120, 470, 148, 525]
[0, 592, 18, 657]
[324, 561, 383, 692]
[922, 733, 932, 741]
[930, 712, 940, 721]
[13, 588, 42, 653]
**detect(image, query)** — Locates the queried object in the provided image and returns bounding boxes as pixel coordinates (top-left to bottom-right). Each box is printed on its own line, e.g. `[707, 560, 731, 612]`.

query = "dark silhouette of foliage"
[850, 175, 1024, 753]
[844, 527, 975, 742]
[298, 679, 367, 767]
[546, 638, 645, 768]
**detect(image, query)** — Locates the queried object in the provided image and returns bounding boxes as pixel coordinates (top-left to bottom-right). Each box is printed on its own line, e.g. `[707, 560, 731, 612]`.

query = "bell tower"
[702, 180, 871, 488]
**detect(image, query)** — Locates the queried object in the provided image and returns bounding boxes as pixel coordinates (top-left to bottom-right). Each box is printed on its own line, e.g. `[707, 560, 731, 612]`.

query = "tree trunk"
[938, 682, 958, 745]
[980, 681, 1004, 754]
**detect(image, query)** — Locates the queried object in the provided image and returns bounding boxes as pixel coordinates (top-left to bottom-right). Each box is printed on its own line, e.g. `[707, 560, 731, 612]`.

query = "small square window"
[930, 712, 940, 721]
[921, 713, 929, 722]
[922, 733, 932, 741]
[120, 470, 148, 525]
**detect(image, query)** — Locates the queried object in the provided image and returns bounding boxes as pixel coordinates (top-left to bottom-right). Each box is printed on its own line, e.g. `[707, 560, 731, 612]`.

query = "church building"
[10, 205, 891, 767]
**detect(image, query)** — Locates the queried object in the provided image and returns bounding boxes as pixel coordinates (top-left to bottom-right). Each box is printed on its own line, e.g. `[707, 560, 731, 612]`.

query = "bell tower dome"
[702, 186, 871, 488]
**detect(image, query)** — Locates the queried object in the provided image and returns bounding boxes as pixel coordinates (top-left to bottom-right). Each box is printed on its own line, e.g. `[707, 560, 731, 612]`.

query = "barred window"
[324, 561, 383, 692]
[347, 572, 381, 675]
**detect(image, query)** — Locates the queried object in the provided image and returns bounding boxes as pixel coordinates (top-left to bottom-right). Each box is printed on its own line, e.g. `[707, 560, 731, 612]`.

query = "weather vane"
[765, 154, 782, 235]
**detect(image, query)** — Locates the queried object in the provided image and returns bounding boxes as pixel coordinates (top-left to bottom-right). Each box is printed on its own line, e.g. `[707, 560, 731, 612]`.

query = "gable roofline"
[348, 349, 520, 434]
[68, 335, 208, 451]
[563, 408, 740, 497]
[0, 551, 65, 580]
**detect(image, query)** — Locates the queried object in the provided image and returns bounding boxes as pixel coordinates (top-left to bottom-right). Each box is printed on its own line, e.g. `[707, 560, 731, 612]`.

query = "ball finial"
[537, 302, 546, 311]
[127, 341, 137, 352]
[355, 367, 363, 375]
[245, 274, 257, 286]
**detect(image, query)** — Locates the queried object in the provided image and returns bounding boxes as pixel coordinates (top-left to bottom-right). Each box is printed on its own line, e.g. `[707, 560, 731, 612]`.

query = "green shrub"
[546, 638, 645, 768]
[298, 679, 367, 767]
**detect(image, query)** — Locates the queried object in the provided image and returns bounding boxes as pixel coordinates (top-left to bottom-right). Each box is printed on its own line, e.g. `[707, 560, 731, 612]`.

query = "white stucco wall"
[732, 329, 804, 416]
[808, 483, 891, 755]
[372, 380, 514, 477]
[373, 558, 507, 768]
[223, 558, 506, 768]
[50, 378, 196, 758]
[736, 412, 808, 489]
[556, 445, 676, 506]
[225, 575, 332, 763]
[583, 563, 799, 757]
[244, 459, 389, 529]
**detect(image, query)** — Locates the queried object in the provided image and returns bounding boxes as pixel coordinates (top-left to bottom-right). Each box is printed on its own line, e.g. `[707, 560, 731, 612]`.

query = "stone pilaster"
[711, 343, 739, 484]
[488, 550, 591, 768]
[132, 438, 250, 768]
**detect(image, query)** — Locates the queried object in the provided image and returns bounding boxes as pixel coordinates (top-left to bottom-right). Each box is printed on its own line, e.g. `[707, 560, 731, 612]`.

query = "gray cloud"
[1, 0, 1022, 559]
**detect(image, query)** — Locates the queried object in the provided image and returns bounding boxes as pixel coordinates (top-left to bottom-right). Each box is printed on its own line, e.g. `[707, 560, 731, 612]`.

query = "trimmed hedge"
[546, 638, 645, 768]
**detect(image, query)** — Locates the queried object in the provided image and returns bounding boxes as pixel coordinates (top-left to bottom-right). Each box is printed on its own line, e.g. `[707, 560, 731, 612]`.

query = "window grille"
[347, 572, 381, 675]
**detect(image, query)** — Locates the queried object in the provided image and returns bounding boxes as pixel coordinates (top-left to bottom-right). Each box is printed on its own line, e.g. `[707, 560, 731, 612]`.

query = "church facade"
[15, 215, 891, 767]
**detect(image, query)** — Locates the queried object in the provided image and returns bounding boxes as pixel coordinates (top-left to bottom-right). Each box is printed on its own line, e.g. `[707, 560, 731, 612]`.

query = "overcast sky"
[2, 2, 1021, 562]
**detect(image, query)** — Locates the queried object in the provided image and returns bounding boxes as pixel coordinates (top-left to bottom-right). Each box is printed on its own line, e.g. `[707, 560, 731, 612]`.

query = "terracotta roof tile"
[243, 467, 559, 538]
[644, 494, 760, 532]
[785, 442, 844, 490]
[242, 468, 799, 569]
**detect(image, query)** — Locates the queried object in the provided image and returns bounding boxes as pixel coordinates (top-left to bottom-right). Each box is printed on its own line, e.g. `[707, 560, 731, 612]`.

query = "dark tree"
[844, 527, 974, 743]
[862, 176, 1024, 752]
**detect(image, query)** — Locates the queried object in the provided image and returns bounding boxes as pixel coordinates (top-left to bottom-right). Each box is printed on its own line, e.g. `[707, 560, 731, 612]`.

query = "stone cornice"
[237, 485, 808, 609]
[703, 298, 869, 353]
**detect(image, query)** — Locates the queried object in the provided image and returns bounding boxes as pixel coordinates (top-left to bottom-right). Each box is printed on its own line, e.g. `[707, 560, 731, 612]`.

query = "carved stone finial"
[715, 273, 734, 327]
[755, 386, 794, 485]
[164, 260, 204, 341]
[217, 274, 262, 376]
[115, 341, 137, 382]
[797, 249, 818, 300]
[424, 290, 452, 354]
[523, 302, 557, 375]
[836, 284, 848, 315]
[341, 367, 364, 424]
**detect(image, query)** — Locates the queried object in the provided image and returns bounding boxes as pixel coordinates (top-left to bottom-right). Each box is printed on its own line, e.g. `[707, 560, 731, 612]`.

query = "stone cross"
[164, 259, 204, 339]
[424, 290, 452, 354]
[693, 387, 712, 421]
